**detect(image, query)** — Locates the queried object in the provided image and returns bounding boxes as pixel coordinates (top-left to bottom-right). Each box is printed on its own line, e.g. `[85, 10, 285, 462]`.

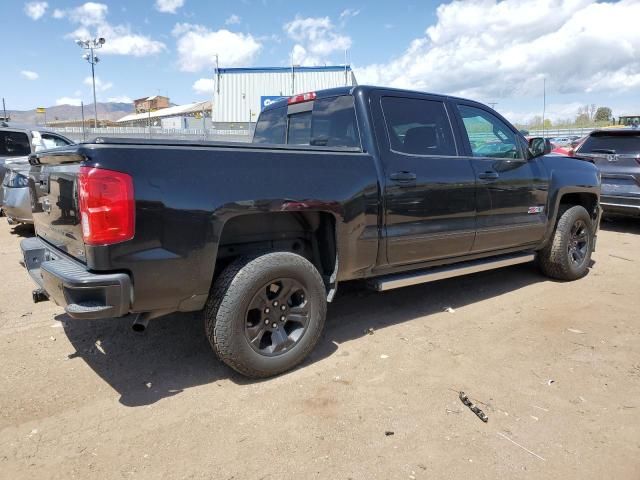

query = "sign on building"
[260, 96, 286, 111]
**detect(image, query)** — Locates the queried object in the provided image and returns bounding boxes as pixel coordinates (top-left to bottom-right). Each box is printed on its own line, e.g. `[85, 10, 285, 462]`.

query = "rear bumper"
[20, 236, 132, 319]
[2, 187, 33, 223]
[600, 195, 640, 216]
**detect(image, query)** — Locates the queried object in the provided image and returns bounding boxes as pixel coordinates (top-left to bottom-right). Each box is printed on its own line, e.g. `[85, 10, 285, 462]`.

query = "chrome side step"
[370, 253, 536, 292]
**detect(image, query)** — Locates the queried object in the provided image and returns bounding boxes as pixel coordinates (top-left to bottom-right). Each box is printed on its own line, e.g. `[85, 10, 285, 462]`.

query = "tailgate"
[31, 154, 86, 261]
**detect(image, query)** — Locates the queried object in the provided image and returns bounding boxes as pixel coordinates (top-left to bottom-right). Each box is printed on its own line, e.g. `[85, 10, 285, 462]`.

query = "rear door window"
[578, 134, 640, 154]
[40, 134, 73, 149]
[381, 97, 456, 156]
[0, 131, 31, 157]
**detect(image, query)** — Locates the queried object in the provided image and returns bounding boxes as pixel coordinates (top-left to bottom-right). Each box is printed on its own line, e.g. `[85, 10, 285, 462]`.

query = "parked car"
[573, 129, 640, 216]
[1, 160, 32, 224]
[0, 124, 73, 223]
[550, 137, 572, 147]
[20, 86, 601, 378]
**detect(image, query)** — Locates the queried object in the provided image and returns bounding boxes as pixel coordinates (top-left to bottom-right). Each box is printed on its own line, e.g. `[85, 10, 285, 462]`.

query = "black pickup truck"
[21, 86, 601, 377]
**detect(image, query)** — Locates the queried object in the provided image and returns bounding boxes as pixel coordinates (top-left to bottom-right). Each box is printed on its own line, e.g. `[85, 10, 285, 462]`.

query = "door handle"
[389, 171, 417, 184]
[478, 171, 499, 180]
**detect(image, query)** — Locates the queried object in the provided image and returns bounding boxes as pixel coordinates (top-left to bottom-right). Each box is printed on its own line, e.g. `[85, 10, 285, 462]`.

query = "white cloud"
[55, 97, 82, 106]
[155, 0, 184, 14]
[20, 70, 39, 80]
[339, 9, 360, 20]
[84, 76, 113, 92]
[284, 16, 351, 66]
[107, 95, 133, 103]
[66, 2, 166, 56]
[68, 2, 107, 25]
[225, 14, 241, 25]
[52, 8, 65, 19]
[192, 78, 215, 95]
[172, 23, 261, 72]
[356, 0, 640, 101]
[24, 1, 48, 20]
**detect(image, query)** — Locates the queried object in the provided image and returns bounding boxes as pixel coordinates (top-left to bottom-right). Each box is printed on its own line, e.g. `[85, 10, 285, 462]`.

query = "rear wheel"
[538, 205, 594, 281]
[204, 252, 327, 378]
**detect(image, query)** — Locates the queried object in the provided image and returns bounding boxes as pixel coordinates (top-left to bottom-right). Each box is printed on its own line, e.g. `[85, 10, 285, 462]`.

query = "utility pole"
[2, 97, 6, 122]
[291, 51, 295, 95]
[80, 101, 86, 141]
[344, 49, 348, 86]
[215, 54, 220, 95]
[202, 104, 206, 140]
[488, 102, 498, 110]
[76, 37, 106, 128]
[543, 78, 547, 134]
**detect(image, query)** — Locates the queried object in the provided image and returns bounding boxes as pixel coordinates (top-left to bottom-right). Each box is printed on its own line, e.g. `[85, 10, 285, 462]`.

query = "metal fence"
[525, 127, 600, 138]
[50, 126, 254, 143]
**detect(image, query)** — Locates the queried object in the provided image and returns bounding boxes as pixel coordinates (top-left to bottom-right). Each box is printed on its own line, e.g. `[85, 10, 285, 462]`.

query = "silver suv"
[574, 128, 640, 216]
[1, 124, 74, 224]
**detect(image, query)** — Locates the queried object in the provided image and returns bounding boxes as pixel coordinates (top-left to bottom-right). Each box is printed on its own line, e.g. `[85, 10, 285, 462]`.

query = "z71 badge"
[528, 206, 544, 214]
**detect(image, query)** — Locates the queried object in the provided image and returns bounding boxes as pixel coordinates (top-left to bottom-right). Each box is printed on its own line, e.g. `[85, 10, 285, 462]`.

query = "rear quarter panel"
[77, 144, 380, 313]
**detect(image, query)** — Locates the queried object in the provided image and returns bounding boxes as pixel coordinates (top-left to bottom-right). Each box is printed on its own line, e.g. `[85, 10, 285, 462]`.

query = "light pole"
[76, 37, 105, 128]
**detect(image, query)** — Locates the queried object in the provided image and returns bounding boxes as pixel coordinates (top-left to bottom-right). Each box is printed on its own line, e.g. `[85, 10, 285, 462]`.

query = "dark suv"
[574, 129, 640, 216]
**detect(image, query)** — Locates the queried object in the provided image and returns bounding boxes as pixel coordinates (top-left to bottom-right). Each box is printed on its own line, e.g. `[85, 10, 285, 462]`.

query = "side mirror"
[528, 137, 552, 158]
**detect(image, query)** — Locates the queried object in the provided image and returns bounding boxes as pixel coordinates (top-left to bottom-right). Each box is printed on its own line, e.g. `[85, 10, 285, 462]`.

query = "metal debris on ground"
[459, 392, 488, 423]
[567, 328, 585, 334]
[364, 327, 375, 335]
[609, 254, 634, 262]
[547, 379, 555, 386]
[385, 431, 394, 436]
[443, 307, 456, 313]
[496, 432, 546, 461]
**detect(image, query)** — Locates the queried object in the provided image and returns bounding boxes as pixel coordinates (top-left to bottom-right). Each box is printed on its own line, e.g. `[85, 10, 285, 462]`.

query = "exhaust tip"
[32, 288, 49, 303]
[131, 314, 150, 333]
[131, 322, 146, 333]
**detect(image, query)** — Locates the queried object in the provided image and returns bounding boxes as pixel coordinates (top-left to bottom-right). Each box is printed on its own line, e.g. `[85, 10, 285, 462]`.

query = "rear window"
[287, 112, 312, 145]
[252, 106, 287, 144]
[253, 95, 360, 148]
[579, 133, 640, 155]
[0, 131, 30, 157]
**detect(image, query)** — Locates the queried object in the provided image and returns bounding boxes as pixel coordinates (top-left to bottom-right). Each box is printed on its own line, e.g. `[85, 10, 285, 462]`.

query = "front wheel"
[538, 205, 594, 281]
[204, 252, 327, 378]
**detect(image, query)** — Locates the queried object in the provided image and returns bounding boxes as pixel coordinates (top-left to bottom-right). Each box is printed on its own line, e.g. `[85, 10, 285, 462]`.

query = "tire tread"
[538, 205, 593, 281]
[204, 253, 325, 378]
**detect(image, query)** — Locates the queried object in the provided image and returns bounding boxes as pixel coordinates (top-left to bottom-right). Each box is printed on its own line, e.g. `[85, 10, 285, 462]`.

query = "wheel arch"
[213, 210, 339, 297]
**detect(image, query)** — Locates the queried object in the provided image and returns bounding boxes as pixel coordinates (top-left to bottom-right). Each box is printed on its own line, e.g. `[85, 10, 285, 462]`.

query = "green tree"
[543, 119, 552, 128]
[594, 107, 612, 122]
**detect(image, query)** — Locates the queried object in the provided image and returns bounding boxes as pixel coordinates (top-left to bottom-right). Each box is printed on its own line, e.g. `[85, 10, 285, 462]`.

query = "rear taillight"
[288, 92, 316, 105]
[78, 166, 134, 245]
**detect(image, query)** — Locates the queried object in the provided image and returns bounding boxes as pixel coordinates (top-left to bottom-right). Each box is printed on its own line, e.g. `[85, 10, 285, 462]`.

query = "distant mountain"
[5, 102, 134, 124]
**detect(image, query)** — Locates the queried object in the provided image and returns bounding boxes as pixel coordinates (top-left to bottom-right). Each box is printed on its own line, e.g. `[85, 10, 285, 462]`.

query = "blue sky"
[4, 0, 640, 124]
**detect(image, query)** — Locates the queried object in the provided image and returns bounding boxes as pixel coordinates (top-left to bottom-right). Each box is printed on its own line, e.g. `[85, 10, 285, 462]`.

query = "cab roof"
[261, 85, 490, 113]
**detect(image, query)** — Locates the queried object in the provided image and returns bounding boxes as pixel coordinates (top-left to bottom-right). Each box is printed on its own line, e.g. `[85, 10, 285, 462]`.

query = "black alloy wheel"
[244, 278, 310, 356]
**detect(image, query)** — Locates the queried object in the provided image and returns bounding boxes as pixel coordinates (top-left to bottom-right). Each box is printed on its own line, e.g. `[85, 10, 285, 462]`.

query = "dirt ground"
[1, 218, 639, 480]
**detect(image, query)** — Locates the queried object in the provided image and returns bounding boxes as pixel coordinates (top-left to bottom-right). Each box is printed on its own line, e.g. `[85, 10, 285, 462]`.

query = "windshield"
[578, 133, 640, 155]
[0, 131, 30, 157]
